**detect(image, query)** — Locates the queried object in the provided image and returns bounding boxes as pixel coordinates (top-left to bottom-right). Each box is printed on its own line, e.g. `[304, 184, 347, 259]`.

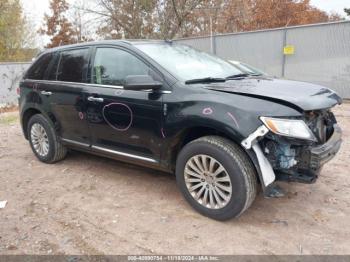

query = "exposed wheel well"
[22, 108, 41, 139]
[171, 126, 235, 168]
[182, 127, 232, 146]
[170, 126, 262, 186]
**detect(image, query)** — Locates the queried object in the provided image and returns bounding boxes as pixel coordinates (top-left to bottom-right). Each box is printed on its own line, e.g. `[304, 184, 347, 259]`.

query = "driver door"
[85, 46, 164, 164]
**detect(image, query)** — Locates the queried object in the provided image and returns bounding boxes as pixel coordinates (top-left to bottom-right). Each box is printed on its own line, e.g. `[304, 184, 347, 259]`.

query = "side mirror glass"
[124, 75, 162, 91]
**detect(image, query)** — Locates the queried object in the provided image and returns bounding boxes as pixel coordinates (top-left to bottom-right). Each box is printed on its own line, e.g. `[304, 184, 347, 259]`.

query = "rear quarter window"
[26, 53, 53, 80]
[57, 48, 89, 83]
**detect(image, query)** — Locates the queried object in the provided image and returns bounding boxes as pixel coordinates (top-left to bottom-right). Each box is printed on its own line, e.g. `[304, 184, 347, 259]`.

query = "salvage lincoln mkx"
[19, 40, 342, 220]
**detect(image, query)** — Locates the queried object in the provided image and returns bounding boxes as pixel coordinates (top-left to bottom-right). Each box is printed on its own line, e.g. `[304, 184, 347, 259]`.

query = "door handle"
[41, 91, 52, 96]
[87, 96, 104, 103]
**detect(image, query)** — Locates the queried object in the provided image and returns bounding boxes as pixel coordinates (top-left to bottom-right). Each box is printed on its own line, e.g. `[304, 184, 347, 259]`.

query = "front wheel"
[175, 136, 257, 220]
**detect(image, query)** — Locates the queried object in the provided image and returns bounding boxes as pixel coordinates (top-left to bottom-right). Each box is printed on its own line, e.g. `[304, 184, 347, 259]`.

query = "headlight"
[260, 117, 317, 141]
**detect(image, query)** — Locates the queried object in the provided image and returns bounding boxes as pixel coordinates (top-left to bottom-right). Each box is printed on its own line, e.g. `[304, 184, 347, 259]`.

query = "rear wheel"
[27, 114, 67, 163]
[176, 136, 257, 220]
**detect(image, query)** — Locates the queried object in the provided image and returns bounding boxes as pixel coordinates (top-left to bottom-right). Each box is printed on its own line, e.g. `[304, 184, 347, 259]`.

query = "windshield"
[241, 63, 266, 76]
[135, 43, 243, 81]
[229, 61, 265, 76]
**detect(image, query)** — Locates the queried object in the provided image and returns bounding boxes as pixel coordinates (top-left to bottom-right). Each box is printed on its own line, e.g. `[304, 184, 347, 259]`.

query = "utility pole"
[281, 18, 291, 77]
[194, 6, 221, 55]
[210, 16, 214, 54]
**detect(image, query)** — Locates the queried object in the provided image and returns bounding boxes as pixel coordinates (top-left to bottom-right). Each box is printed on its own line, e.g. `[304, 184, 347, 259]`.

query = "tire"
[175, 136, 257, 221]
[27, 114, 67, 163]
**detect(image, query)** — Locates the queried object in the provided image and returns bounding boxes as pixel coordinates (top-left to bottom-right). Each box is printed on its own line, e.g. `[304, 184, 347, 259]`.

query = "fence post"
[211, 35, 217, 55]
[281, 28, 287, 77]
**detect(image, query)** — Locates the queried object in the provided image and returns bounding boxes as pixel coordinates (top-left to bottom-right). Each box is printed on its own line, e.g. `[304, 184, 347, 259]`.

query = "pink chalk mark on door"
[102, 102, 133, 131]
[78, 112, 84, 120]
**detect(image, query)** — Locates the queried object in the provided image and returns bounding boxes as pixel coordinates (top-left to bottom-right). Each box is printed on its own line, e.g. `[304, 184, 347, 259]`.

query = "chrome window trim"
[24, 79, 123, 89]
[24, 79, 172, 93]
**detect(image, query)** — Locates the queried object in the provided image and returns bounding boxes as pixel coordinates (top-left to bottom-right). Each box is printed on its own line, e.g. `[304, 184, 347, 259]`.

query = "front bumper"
[277, 124, 342, 183]
[309, 124, 342, 170]
[242, 124, 342, 189]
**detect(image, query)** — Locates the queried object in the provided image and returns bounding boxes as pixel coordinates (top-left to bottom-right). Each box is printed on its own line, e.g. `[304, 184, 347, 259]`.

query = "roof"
[44, 39, 172, 53]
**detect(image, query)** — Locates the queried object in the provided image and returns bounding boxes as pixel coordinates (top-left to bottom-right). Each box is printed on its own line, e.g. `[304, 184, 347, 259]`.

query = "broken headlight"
[260, 117, 317, 141]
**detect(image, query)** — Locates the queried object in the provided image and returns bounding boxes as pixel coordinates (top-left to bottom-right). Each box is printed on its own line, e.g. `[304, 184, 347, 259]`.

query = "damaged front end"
[242, 109, 342, 196]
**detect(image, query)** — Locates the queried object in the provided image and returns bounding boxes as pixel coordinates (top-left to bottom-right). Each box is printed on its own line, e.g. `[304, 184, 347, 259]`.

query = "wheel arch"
[164, 125, 263, 186]
[21, 107, 57, 140]
[168, 125, 244, 168]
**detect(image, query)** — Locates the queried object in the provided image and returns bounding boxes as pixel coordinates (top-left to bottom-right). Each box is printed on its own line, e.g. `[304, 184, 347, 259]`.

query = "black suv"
[19, 40, 342, 220]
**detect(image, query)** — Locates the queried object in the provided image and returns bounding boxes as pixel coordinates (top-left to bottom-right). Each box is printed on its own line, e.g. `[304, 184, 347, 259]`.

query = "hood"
[206, 78, 342, 111]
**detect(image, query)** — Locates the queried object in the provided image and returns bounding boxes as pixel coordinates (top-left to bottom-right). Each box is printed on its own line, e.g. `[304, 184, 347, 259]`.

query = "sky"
[311, 0, 348, 15]
[21, 0, 349, 47]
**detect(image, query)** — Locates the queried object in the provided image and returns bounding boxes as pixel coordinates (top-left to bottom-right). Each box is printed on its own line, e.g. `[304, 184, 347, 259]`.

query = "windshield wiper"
[226, 73, 264, 79]
[225, 73, 251, 79]
[185, 77, 226, 84]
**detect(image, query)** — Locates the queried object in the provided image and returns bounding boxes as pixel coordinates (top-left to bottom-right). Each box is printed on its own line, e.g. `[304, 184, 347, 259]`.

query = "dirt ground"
[0, 103, 349, 255]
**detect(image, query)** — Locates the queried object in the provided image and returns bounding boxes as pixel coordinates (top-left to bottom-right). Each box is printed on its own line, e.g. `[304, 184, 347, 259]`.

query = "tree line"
[0, 0, 349, 61]
[0, 0, 36, 61]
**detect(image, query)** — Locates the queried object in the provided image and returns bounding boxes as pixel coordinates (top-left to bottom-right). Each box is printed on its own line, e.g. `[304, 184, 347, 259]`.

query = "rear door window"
[26, 53, 53, 80]
[47, 53, 60, 80]
[57, 48, 89, 83]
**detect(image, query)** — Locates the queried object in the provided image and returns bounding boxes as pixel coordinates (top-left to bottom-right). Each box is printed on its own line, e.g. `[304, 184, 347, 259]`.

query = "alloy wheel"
[184, 154, 232, 209]
[30, 123, 50, 157]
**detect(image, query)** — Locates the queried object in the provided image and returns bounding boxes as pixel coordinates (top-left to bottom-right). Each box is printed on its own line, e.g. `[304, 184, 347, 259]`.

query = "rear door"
[42, 48, 92, 146]
[85, 46, 165, 163]
[22, 52, 56, 111]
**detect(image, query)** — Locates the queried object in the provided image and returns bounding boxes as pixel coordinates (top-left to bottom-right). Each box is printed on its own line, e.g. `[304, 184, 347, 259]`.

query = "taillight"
[16, 87, 20, 96]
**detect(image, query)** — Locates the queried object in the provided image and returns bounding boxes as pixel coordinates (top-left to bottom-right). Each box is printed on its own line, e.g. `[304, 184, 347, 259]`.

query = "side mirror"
[124, 75, 162, 91]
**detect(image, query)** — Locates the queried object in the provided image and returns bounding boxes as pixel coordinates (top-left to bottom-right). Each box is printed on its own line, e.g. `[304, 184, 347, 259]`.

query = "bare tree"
[81, 0, 158, 39]
[156, 0, 207, 39]
[80, 0, 342, 40]
[82, 0, 207, 39]
[71, 0, 96, 42]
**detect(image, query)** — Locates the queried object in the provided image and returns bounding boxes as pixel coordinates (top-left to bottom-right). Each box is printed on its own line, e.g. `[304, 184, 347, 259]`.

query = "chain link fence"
[176, 21, 350, 99]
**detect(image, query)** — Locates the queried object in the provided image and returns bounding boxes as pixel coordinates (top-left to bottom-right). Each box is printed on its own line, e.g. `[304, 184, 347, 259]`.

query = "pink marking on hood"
[202, 107, 213, 115]
[161, 128, 166, 138]
[227, 112, 239, 128]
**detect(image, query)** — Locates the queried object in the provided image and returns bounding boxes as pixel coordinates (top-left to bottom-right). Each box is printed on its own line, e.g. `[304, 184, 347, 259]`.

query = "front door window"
[93, 48, 149, 86]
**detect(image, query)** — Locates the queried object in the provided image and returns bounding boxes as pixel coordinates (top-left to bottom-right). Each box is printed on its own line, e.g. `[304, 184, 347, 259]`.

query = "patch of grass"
[0, 114, 19, 125]
[0, 105, 19, 114]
